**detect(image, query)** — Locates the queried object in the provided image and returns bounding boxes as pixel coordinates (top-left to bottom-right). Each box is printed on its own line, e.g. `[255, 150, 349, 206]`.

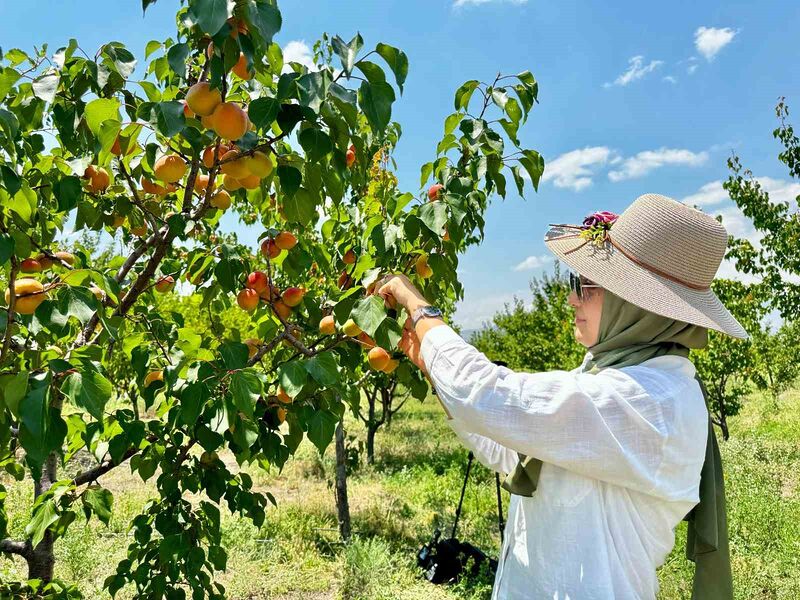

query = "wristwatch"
[411, 305, 443, 327]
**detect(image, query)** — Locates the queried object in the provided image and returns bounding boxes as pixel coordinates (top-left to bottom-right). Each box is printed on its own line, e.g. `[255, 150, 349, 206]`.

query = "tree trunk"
[366, 425, 377, 466]
[28, 450, 59, 582]
[334, 419, 351, 541]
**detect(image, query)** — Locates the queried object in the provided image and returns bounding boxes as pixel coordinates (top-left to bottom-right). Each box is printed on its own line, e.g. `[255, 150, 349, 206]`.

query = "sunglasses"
[569, 271, 602, 300]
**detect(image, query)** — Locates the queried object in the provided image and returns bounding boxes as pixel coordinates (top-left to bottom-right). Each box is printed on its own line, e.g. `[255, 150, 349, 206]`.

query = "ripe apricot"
[154, 155, 187, 183]
[342, 318, 361, 337]
[220, 174, 243, 191]
[232, 53, 253, 80]
[237, 288, 260, 312]
[261, 238, 281, 260]
[5, 278, 46, 315]
[276, 387, 292, 404]
[272, 299, 292, 320]
[155, 276, 175, 293]
[319, 315, 336, 335]
[244, 338, 260, 359]
[274, 232, 297, 250]
[211, 102, 249, 141]
[20, 258, 42, 273]
[238, 173, 261, 190]
[282, 287, 305, 307]
[84, 166, 110, 193]
[219, 150, 250, 179]
[343, 250, 356, 265]
[185, 82, 222, 117]
[244, 151, 272, 178]
[416, 254, 433, 279]
[368, 347, 391, 371]
[346, 145, 356, 168]
[210, 189, 232, 210]
[428, 183, 444, 202]
[144, 370, 164, 387]
[246, 271, 269, 293]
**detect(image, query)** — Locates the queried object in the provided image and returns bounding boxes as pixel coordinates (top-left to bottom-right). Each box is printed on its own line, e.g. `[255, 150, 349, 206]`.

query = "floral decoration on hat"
[579, 210, 619, 246]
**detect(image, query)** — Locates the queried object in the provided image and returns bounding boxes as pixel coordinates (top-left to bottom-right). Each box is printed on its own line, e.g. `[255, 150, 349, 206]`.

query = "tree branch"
[0, 538, 31, 558]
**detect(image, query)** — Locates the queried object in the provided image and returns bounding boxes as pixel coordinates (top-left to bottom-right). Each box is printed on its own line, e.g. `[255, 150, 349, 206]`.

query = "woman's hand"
[374, 273, 429, 314]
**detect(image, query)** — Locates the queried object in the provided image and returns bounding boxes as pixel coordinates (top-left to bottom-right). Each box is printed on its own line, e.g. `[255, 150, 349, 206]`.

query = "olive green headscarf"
[501, 291, 732, 600]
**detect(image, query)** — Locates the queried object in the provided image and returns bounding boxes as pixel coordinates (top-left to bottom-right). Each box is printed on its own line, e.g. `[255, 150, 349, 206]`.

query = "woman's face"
[568, 282, 604, 348]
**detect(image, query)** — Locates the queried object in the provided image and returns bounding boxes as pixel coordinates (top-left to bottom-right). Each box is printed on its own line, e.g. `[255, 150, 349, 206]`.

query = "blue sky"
[3, 0, 799, 329]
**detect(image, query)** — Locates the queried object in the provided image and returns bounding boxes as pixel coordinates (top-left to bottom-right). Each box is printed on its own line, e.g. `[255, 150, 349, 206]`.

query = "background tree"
[0, 0, 544, 597]
[750, 321, 800, 406]
[690, 279, 764, 439]
[471, 265, 584, 372]
[724, 98, 800, 322]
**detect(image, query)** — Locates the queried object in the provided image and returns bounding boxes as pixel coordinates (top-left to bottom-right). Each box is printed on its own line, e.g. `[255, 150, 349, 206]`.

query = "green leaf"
[351, 295, 387, 337]
[63, 370, 112, 421]
[167, 43, 190, 79]
[305, 352, 339, 387]
[57, 286, 96, 325]
[306, 410, 338, 453]
[331, 34, 363, 76]
[491, 88, 508, 110]
[505, 97, 522, 125]
[54, 176, 82, 212]
[358, 81, 395, 133]
[298, 128, 333, 162]
[419, 201, 448, 235]
[219, 342, 248, 370]
[0, 68, 21, 102]
[519, 149, 545, 191]
[0, 165, 21, 196]
[85, 98, 120, 136]
[511, 165, 526, 198]
[248, 97, 280, 129]
[278, 361, 307, 398]
[297, 71, 331, 113]
[230, 371, 261, 420]
[419, 162, 434, 188]
[83, 486, 113, 525]
[145, 40, 162, 58]
[138, 101, 186, 137]
[18, 374, 66, 481]
[355, 61, 386, 84]
[0, 371, 27, 418]
[283, 186, 316, 225]
[26, 499, 59, 549]
[375, 43, 408, 94]
[0, 233, 13, 265]
[454, 80, 479, 112]
[245, 0, 282, 44]
[277, 165, 302, 198]
[191, 0, 231, 35]
[444, 112, 463, 136]
[31, 71, 59, 103]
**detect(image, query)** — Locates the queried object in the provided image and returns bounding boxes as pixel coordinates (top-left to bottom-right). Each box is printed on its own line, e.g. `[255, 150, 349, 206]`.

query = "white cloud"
[604, 55, 663, 88]
[513, 254, 551, 272]
[282, 40, 316, 73]
[663, 75, 677, 84]
[694, 27, 738, 61]
[608, 148, 708, 182]
[541, 146, 614, 191]
[681, 180, 728, 207]
[681, 177, 800, 209]
[687, 63, 699, 75]
[453, 0, 527, 7]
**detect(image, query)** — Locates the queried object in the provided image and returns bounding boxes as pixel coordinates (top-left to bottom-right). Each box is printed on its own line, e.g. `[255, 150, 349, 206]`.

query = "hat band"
[556, 232, 711, 292]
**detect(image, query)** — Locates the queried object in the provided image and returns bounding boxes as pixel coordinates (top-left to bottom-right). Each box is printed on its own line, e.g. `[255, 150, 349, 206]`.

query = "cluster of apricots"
[235, 230, 301, 318]
[317, 315, 399, 374]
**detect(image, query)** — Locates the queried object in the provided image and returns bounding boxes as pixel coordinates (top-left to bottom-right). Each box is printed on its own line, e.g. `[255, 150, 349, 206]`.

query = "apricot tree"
[0, 0, 543, 597]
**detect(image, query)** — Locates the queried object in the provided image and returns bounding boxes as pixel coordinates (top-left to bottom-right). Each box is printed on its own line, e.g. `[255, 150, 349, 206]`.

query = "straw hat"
[544, 193, 748, 339]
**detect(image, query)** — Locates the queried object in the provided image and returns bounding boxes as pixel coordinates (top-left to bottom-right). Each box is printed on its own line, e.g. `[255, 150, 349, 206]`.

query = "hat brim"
[544, 226, 748, 339]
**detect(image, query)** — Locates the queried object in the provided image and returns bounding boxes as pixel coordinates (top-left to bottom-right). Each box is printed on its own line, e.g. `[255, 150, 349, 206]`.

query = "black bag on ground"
[416, 451, 504, 585]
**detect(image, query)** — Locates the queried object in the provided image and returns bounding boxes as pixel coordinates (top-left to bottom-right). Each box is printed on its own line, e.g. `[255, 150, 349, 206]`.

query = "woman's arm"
[418, 324, 678, 494]
[449, 417, 521, 475]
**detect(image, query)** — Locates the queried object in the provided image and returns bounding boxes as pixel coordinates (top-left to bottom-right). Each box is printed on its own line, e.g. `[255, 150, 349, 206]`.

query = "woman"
[376, 194, 744, 600]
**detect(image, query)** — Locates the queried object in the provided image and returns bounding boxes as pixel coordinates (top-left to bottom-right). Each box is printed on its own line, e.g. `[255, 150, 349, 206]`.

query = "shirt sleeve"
[421, 325, 682, 495]
[448, 417, 521, 475]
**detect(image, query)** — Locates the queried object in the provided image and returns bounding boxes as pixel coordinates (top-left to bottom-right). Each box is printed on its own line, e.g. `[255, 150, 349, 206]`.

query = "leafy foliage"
[0, 0, 544, 597]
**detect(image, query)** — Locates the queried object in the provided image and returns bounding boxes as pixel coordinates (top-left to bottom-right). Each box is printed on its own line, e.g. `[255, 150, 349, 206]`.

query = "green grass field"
[2, 387, 799, 599]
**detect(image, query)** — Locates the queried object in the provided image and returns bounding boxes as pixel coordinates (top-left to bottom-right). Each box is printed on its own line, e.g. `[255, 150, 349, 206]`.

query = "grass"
[1, 387, 799, 599]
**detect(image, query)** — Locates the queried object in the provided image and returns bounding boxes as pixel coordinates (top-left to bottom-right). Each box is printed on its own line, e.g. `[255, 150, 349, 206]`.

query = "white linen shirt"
[420, 325, 708, 600]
